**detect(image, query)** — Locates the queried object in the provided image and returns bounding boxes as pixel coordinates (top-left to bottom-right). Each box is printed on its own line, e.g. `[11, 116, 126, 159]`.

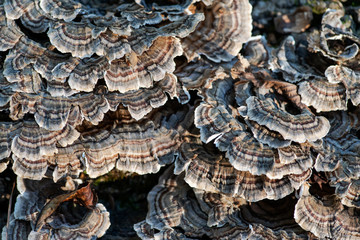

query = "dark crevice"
[15, 19, 51, 46]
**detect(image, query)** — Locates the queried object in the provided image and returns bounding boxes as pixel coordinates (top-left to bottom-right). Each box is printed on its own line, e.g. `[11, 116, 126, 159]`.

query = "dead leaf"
[35, 183, 97, 232]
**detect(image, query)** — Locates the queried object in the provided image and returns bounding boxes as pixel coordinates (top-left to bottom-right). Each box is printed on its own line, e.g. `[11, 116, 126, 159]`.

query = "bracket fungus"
[295, 186, 360, 240]
[0, 0, 201, 183]
[6, 105, 190, 181]
[193, 67, 322, 180]
[245, 96, 330, 143]
[325, 65, 360, 106]
[142, 166, 253, 239]
[104, 36, 183, 93]
[1, 0, 360, 238]
[337, 180, 360, 208]
[298, 78, 348, 112]
[137, 166, 310, 239]
[176, 131, 310, 201]
[269, 36, 322, 84]
[182, 0, 252, 62]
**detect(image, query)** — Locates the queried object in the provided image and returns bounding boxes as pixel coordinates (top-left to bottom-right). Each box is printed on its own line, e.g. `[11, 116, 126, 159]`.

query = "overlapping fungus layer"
[1, 0, 360, 239]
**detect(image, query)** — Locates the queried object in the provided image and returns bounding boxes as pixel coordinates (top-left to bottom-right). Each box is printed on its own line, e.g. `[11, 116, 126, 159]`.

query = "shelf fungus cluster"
[1, 0, 360, 239]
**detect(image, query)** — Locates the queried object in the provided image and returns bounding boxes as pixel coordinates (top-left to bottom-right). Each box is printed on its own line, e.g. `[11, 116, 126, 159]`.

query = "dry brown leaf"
[35, 183, 96, 231]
